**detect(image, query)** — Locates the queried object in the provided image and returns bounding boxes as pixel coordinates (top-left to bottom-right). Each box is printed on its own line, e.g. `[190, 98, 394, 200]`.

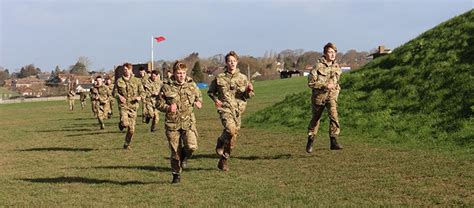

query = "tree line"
[158, 48, 370, 83]
[0, 49, 371, 86]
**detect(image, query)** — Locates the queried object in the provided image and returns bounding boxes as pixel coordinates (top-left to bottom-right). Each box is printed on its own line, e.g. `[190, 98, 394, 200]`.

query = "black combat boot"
[215, 138, 224, 156]
[330, 137, 343, 150]
[306, 135, 315, 153]
[180, 149, 188, 169]
[118, 122, 124, 132]
[217, 156, 229, 171]
[171, 174, 180, 184]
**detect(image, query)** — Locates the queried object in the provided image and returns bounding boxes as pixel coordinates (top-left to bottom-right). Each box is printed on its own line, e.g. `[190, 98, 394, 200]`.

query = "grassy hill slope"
[246, 10, 473, 149]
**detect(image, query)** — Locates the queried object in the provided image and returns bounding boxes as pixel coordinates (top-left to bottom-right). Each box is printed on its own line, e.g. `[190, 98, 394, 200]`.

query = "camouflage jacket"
[208, 68, 254, 115]
[106, 83, 114, 98]
[157, 76, 202, 130]
[90, 85, 109, 105]
[308, 57, 342, 104]
[115, 76, 145, 111]
[143, 78, 163, 106]
[140, 74, 149, 86]
[67, 90, 75, 99]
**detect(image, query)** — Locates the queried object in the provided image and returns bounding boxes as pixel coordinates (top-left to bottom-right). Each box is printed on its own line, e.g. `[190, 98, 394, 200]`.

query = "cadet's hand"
[327, 83, 336, 90]
[119, 95, 126, 103]
[194, 100, 202, 109]
[135, 96, 141, 101]
[215, 99, 222, 108]
[246, 82, 254, 92]
[170, 103, 177, 113]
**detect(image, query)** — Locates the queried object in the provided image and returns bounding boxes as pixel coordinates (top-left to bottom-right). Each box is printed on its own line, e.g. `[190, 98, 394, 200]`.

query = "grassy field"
[0, 87, 19, 98]
[0, 77, 472, 206]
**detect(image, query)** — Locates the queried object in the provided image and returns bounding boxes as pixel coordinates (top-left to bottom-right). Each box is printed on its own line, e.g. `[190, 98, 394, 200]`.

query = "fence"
[0, 95, 77, 104]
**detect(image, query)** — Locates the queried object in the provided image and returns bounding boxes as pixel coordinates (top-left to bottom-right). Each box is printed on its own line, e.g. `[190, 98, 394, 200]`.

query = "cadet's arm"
[193, 82, 203, 109]
[307, 68, 326, 90]
[155, 87, 170, 112]
[136, 82, 145, 101]
[207, 79, 218, 102]
[243, 79, 255, 99]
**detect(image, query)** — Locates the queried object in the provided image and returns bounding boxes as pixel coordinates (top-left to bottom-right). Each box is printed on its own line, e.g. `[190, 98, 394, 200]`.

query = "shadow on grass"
[17, 147, 95, 152]
[35, 128, 95, 133]
[55, 117, 98, 121]
[67, 131, 120, 137]
[20, 177, 162, 185]
[237, 154, 293, 160]
[88, 165, 214, 172]
[177, 153, 293, 160]
[63, 123, 99, 128]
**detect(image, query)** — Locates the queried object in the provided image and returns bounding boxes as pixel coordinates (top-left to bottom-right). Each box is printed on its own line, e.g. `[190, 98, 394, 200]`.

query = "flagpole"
[151, 36, 154, 72]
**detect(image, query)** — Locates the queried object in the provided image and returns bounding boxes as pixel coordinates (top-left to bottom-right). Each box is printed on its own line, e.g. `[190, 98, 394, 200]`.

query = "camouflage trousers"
[144, 102, 160, 131]
[141, 101, 146, 123]
[68, 99, 74, 111]
[97, 102, 110, 126]
[217, 110, 241, 158]
[307, 99, 340, 138]
[80, 100, 86, 110]
[108, 99, 114, 116]
[166, 127, 198, 174]
[91, 100, 98, 116]
[120, 108, 138, 146]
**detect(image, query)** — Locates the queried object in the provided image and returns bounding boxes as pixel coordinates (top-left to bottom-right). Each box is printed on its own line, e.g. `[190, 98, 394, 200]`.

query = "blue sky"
[0, 0, 472, 72]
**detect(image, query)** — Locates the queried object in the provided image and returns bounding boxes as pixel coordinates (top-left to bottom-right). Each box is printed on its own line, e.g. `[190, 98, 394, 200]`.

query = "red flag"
[154, 36, 166, 43]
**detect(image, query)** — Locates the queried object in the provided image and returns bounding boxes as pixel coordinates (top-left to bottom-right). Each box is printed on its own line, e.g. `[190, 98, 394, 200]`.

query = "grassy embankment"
[246, 10, 473, 153]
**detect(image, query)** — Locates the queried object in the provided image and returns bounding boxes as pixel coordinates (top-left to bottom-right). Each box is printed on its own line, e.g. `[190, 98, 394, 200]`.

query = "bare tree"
[77, 56, 92, 70]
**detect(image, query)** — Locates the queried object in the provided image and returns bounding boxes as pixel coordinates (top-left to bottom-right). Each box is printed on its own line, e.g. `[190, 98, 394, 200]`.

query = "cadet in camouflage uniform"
[79, 89, 87, 110]
[116, 63, 145, 150]
[143, 70, 163, 132]
[157, 61, 202, 184]
[208, 51, 254, 171]
[139, 67, 149, 123]
[105, 77, 114, 118]
[67, 89, 75, 111]
[90, 76, 110, 130]
[90, 83, 98, 117]
[306, 42, 342, 152]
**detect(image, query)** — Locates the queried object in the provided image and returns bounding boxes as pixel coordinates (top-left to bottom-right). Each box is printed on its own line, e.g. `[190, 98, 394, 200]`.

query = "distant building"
[2, 77, 46, 97]
[12, 77, 44, 89]
[54, 73, 95, 89]
[36, 73, 51, 81]
[16, 85, 45, 97]
[341, 66, 351, 72]
[368, 45, 392, 59]
[76, 83, 94, 93]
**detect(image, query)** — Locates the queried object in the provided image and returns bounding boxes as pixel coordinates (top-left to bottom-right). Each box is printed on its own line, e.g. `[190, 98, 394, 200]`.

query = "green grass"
[0, 78, 473, 206]
[0, 87, 19, 98]
[247, 10, 474, 151]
